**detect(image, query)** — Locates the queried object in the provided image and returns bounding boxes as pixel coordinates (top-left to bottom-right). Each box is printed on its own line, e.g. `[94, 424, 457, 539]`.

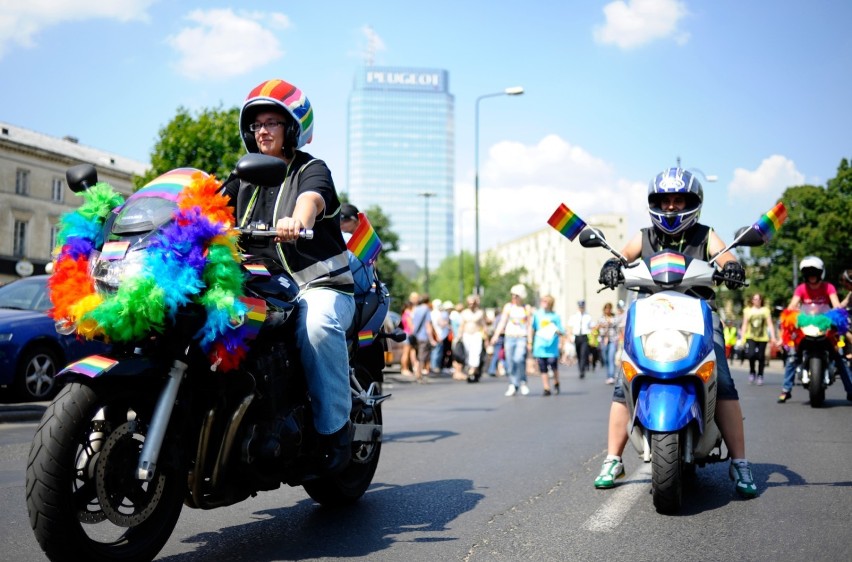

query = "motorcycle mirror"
[235, 153, 288, 187]
[66, 164, 98, 193]
[734, 226, 766, 247]
[579, 228, 606, 248]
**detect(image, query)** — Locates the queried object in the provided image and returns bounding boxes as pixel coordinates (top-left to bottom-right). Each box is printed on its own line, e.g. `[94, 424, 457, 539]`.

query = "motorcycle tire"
[303, 367, 383, 507]
[26, 381, 185, 562]
[651, 432, 683, 514]
[808, 356, 825, 408]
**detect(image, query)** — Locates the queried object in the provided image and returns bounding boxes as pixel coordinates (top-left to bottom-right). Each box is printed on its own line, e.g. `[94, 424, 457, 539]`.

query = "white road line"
[582, 463, 652, 533]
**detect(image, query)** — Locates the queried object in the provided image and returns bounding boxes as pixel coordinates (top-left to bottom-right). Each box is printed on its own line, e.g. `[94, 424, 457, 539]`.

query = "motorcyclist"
[777, 256, 850, 403]
[223, 79, 354, 474]
[594, 167, 757, 498]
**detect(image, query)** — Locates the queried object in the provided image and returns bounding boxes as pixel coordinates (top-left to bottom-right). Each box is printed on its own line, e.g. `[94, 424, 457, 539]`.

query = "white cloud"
[167, 9, 290, 80]
[458, 134, 647, 250]
[0, 0, 155, 58]
[593, 0, 690, 49]
[348, 25, 387, 63]
[727, 155, 805, 200]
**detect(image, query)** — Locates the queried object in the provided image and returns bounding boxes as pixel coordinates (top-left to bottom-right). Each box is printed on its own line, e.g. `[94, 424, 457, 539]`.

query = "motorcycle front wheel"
[26, 381, 185, 562]
[808, 356, 825, 407]
[651, 432, 683, 514]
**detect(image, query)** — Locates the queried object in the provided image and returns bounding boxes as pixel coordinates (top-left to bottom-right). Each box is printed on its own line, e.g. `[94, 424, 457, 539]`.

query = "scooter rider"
[223, 79, 355, 475]
[777, 257, 849, 403]
[595, 167, 757, 498]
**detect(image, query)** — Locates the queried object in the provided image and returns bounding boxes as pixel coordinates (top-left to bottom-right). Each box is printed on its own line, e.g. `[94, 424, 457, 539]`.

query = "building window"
[52, 177, 64, 202]
[15, 168, 30, 196]
[49, 224, 60, 254]
[14, 220, 27, 257]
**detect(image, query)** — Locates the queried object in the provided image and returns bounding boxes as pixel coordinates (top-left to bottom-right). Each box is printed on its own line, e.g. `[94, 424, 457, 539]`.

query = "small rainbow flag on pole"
[753, 201, 787, 241]
[347, 212, 382, 265]
[547, 203, 587, 241]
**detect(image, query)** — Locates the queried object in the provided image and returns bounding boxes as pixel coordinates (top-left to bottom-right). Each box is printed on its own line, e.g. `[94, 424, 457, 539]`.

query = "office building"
[347, 66, 455, 275]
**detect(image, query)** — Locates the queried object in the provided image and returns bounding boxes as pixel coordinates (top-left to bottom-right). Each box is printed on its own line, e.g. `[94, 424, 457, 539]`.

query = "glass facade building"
[347, 66, 454, 273]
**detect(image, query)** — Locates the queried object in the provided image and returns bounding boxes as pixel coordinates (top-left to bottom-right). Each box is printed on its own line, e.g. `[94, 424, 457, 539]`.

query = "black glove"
[721, 261, 746, 290]
[599, 258, 623, 290]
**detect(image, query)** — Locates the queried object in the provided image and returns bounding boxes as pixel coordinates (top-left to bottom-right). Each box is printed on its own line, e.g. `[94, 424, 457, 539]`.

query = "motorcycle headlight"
[92, 251, 147, 293]
[800, 325, 823, 337]
[642, 329, 691, 362]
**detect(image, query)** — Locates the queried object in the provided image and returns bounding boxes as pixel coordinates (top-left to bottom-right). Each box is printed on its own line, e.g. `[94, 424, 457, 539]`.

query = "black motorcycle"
[26, 154, 402, 562]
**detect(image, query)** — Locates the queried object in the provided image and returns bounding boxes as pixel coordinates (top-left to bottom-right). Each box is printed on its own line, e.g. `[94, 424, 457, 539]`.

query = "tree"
[425, 251, 526, 310]
[135, 105, 243, 188]
[742, 158, 852, 309]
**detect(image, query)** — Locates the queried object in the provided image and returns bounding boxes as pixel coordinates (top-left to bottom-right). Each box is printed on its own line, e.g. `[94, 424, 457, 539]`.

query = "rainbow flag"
[240, 297, 267, 341]
[547, 203, 587, 241]
[650, 252, 687, 276]
[347, 212, 382, 265]
[358, 329, 374, 347]
[753, 202, 787, 241]
[59, 355, 118, 378]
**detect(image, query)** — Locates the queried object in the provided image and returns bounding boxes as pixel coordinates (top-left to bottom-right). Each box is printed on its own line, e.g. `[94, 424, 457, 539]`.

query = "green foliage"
[134, 105, 243, 188]
[743, 158, 852, 309]
[425, 251, 526, 310]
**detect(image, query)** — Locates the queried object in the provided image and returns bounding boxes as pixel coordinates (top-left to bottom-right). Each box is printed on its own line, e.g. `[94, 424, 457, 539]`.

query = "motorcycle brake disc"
[94, 420, 167, 527]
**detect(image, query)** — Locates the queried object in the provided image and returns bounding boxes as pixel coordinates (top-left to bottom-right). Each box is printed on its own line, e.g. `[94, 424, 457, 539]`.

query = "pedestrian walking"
[529, 295, 564, 395]
[567, 300, 593, 379]
[598, 302, 619, 384]
[490, 284, 533, 396]
[740, 293, 777, 385]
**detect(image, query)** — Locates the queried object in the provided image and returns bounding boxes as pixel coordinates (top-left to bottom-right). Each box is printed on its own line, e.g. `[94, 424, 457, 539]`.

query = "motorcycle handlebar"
[237, 228, 314, 240]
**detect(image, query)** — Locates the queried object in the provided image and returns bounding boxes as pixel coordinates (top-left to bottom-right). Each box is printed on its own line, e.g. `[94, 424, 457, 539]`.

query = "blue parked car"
[0, 275, 109, 401]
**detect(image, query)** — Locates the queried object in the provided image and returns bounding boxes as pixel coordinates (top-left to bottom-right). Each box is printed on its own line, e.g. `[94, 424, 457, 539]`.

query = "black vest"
[641, 224, 716, 304]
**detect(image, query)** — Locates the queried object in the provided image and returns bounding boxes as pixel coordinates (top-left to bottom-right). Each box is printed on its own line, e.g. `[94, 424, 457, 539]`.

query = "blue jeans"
[613, 313, 738, 402]
[488, 337, 504, 375]
[292, 288, 355, 435]
[503, 336, 528, 388]
[603, 340, 618, 378]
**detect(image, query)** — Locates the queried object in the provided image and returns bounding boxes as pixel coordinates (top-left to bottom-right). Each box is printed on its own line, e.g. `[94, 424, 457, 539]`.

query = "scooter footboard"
[634, 381, 703, 433]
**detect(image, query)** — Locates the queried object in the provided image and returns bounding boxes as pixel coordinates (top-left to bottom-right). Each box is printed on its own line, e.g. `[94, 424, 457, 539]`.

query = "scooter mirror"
[579, 228, 606, 248]
[734, 226, 766, 247]
[235, 153, 288, 187]
[66, 164, 98, 193]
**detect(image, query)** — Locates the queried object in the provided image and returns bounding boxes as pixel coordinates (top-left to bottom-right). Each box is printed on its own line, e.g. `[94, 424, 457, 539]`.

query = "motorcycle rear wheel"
[303, 367, 383, 507]
[808, 356, 825, 407]
[651, 432, 683, 514]
[26, 382, 185, 562]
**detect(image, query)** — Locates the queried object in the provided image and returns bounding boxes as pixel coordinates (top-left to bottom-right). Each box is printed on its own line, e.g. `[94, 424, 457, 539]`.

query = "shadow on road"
[161, 479, 484, 561]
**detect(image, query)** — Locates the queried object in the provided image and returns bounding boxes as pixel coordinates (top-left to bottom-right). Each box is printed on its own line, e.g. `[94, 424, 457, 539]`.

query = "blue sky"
[2, 0, 849, 253]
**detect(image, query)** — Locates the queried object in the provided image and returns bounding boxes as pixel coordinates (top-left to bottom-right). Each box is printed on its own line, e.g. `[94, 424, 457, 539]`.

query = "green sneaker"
[729, 460, 758, 498]
[594, 457, 625, 489]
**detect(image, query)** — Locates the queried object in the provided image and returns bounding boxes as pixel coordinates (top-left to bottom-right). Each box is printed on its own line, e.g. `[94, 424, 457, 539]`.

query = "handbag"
[452, 338, 466, 363]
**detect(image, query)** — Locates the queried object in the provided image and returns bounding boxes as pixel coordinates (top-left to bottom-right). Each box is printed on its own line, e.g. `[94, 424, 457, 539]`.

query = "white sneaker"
[520, 383, 530, 395]
[505, 384, 517, 396]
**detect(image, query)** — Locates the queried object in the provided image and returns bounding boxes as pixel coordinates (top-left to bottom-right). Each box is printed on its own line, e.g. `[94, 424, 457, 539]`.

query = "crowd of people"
[394, 288, 630, 395]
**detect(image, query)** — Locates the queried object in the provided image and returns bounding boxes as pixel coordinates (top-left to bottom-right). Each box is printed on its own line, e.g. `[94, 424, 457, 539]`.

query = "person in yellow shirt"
[740, 293, 777, 385]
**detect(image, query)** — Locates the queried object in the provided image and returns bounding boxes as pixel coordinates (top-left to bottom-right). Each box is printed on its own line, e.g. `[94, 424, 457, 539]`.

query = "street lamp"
[418, 191, 436, 295]
[474, 86, 524, 297]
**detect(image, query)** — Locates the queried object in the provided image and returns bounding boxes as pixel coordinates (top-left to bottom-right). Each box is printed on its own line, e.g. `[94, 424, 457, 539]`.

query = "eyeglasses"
[249, 121, 286, 133]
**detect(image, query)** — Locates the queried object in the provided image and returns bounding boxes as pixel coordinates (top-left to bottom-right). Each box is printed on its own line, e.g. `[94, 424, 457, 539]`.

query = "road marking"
[583, 463, 652, 532]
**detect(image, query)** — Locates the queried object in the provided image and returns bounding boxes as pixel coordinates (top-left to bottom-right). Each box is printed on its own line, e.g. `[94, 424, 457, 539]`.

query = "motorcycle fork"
[136, 359, 187, 481]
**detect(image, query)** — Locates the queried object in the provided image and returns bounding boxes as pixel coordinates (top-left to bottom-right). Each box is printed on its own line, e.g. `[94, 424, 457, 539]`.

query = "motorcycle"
[579, 225, 763, 513]
[26, 154, 404, 562]
[780, 303, 849, 407]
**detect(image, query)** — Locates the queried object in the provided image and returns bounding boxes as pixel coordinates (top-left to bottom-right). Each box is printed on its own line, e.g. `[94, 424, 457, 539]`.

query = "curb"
[0, 403, 47, 423]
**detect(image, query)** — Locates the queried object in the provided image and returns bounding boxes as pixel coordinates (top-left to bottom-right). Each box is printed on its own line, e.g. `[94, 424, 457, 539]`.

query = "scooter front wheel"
[808, 356, 825, 407]
[651, 432, 683, 514]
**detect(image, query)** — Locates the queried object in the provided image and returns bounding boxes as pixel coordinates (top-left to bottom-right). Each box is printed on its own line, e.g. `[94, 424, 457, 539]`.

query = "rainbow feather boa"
[780, 307, 850, 347]
[49, 171, 254, 372]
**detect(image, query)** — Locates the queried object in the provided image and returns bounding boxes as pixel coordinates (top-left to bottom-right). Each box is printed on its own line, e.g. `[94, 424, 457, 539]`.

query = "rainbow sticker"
[244, 263, 270, 276]
[99, 240, 130, 261]
[59, 355, 118, 378]
[358, 330, 374, 347]
[650, 252, 686, 276]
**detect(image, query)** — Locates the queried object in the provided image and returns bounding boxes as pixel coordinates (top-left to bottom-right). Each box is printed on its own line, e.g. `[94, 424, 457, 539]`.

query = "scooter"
[579, 225, 764, 513]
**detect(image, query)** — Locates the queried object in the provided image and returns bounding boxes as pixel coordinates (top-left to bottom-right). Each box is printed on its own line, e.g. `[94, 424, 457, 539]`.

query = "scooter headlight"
[642, 329, 691, 362]
[91, 251, 147, 294]
[800, 325, 824, 337]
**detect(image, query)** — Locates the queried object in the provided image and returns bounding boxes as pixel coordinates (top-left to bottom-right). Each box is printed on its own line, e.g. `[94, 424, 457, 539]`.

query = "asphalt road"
[2, 359, 852, 561]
